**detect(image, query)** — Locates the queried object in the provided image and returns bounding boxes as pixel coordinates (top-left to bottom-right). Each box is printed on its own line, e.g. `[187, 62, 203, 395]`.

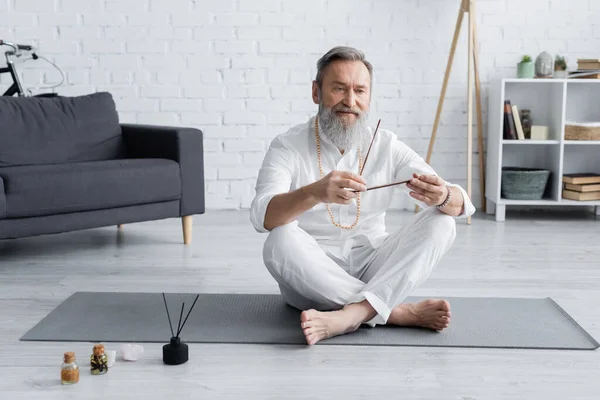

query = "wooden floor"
[0, 208, 599, 399]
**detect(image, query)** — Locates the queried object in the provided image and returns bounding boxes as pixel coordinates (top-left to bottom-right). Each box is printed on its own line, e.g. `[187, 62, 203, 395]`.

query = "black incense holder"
[161, 293, 199, 366]
[163, 336, 188, 365]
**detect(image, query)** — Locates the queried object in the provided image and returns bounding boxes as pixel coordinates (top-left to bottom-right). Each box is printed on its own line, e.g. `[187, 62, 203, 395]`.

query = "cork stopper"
[64, 352, 76, 363]
[93, 344, 105, 356]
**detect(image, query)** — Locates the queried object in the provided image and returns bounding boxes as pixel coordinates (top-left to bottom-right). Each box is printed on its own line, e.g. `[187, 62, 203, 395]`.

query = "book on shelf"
[562, 173, 600, 185]
[569, 70, 600, 79]
[577, 59, 600, 70]
[564, 182, 600, 192]
[511, 104, 525, 140]
[562, 189, 600, 201]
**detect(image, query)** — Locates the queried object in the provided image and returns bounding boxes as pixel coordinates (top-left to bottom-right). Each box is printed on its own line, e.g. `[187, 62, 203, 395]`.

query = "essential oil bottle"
[61, 352, 79, 384]
[90, 344, 108, 375]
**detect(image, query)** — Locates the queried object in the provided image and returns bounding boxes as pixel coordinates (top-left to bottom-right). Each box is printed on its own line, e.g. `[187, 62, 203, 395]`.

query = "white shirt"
[250, 115, 475, 256]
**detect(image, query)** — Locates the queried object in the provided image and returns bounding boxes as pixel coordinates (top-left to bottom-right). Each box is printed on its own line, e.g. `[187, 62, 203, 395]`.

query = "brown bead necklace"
[314, 116, 362, 230]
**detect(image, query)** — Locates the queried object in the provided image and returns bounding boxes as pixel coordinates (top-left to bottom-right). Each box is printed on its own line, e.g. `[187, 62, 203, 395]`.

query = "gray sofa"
[0, 92, 205, 244]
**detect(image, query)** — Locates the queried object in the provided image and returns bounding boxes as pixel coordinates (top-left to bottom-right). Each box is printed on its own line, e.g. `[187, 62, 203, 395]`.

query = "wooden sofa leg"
[182, 216, 192, 245]
[118, 224, 123, 228]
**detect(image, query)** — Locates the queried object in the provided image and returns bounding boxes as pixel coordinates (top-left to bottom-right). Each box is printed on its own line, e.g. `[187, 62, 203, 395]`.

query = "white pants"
[262, 208, 456, 327]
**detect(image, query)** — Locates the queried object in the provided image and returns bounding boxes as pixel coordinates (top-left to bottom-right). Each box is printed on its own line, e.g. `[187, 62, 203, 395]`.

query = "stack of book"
[569, 59, 600, 79]
[562, 173, 600, 201]
[503, 100, 526, 140]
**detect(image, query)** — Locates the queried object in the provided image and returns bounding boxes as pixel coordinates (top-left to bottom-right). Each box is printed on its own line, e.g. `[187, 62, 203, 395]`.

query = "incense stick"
[176, 302, 185, 338]
[352, 179, 410, 193]
[176, 294, 200, 337]
[359, 119, 381, 176]
[162, 293, 175, 337]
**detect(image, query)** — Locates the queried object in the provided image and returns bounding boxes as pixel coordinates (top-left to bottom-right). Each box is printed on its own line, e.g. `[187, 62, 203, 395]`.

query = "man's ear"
[312, 81, 319, 104]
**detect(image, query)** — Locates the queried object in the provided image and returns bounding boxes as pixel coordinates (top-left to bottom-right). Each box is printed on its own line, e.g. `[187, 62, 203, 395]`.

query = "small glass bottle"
[61, 352, 79, 385]
[90, 344, 108, 375]
[520, 109, 532, 139]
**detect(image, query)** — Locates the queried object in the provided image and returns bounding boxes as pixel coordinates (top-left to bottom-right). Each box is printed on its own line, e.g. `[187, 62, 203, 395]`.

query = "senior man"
[250, 46, 475, 345]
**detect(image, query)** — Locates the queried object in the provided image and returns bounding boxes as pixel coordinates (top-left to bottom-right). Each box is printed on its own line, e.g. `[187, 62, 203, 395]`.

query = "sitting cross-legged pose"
[250, 46, 476, 345]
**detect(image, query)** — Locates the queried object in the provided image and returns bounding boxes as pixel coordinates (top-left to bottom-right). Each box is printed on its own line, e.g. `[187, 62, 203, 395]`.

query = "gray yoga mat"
[21, 292, 599, 350]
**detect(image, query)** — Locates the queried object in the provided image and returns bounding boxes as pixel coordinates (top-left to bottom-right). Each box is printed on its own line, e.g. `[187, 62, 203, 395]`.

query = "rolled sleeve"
[392, 138, 476, 218]
[249, 137, 295, 233]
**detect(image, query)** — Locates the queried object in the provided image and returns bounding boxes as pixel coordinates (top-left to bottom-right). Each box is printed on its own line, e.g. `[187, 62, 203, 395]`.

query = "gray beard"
[317, 103, 369, 153]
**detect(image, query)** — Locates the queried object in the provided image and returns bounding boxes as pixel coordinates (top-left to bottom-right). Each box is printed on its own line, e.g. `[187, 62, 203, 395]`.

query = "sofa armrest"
[121, 123, 205, 216]
[0, 175, 6, 219]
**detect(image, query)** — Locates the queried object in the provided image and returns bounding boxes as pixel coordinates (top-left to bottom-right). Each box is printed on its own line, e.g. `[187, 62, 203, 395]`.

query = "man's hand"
[263, 171, 367, 231]
[406, 173, 449, 207]
[308, 171, 367, 205]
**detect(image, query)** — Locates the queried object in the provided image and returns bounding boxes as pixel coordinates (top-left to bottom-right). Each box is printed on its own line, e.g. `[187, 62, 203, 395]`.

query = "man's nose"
[343, 90, 357, 109]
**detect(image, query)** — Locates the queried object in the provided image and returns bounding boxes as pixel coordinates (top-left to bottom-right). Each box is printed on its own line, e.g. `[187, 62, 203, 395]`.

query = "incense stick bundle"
[352, 119, 410, 193]
[162, 293, 200, 338]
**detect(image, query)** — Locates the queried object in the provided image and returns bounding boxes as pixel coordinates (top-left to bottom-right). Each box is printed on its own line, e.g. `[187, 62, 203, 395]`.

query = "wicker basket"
[501, 167, 551, 200]
[565, 123, 600, 140]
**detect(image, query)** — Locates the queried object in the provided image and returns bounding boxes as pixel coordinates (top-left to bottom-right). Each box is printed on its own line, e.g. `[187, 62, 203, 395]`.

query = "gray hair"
[315, 46, 373, 89]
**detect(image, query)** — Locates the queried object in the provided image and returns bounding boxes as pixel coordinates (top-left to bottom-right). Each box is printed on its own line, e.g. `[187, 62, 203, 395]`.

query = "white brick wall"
[1, 0, 597, 211]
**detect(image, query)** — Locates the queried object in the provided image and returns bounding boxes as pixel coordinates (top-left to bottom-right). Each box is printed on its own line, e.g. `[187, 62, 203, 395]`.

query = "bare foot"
[388, 299, 451, 331]
[300, 301, 375, 345]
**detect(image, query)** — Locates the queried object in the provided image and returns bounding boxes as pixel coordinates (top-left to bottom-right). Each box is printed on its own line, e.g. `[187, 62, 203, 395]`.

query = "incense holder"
[162, 336, 188, 365]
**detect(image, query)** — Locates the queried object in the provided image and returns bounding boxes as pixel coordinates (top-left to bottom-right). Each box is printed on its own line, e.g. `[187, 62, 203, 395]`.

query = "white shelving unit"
[485, 78, 600, 221]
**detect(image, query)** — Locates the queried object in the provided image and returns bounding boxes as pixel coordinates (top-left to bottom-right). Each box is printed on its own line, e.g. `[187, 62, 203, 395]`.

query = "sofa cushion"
[0, 159, 181, 219]
[0, 92, 124, 167]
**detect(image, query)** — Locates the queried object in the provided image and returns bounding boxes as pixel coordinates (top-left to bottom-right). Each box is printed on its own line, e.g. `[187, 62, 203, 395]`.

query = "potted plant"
[554, 55, 567, 78]
[517, 55, 534, 78]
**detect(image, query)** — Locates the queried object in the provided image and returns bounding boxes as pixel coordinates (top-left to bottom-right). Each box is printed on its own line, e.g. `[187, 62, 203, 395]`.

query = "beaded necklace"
[314, 116, 361, 230]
